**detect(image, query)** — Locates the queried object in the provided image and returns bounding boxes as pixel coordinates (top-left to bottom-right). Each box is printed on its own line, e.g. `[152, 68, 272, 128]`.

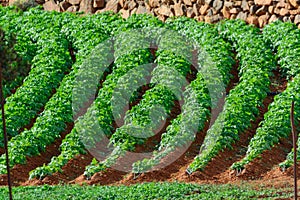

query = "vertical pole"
[0, 60, 13, 200]
[291, 100, 297, 200]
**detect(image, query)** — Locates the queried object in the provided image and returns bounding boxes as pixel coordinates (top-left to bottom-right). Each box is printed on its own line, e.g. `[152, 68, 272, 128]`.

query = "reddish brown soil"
[0, 54, 297, 192]
[236, 136, 292, 180]
[18, 101, 50, 134]
[67, 59, 294, 188]
[0, 122, 73, 186]
[24, 153, 94, 186]
[226, 59, 240, 94]
[170, 93, 276, 184]
[135, 99, 182, 153]
[116, 121, 210, 185]
[231, 68, 290, 180]
[64, 54, 241, 186]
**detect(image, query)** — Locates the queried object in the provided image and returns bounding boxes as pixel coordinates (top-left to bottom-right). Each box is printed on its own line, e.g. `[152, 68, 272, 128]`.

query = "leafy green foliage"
[84, 26, 193, 178]
[0, 7, 35, 98]
[263, 20, 300, 77]
[0, 8, 121, 175]
[232, 21, 300, 171]
[0, 182, 291, 200]
[0, 7, 298, 181]
[187, 20, 275, 173]
[132, 17, 235, 173]
[0, 8, 72, 147]
[30, 14, 161, 179]
[11, 0, 38, 11]
[0, 33, 31, 98]
[26, 13, 122, 179]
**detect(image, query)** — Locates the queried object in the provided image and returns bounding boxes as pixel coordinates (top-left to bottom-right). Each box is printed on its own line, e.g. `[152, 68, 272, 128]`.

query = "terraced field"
[0, 6, 299, 188]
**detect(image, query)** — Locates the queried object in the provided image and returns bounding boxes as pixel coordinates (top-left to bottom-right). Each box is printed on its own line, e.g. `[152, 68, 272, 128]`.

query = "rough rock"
[222, 6, 231, 18]
[248, 0, 255, 6]
[290, 15, 295, 21]
[119, 9, 130, 19]
[283, 16, 291, 22]
[258, 14, 269, 27]
[200, 4, 210, 15]
[43, 0, 60, 11]
[207, 7, 214, 16]
[236, 11, 248, 20]
[32, 0, 300, 28]
[247, 15, 259, 26]
[274, 7, 280, 14]
[254, 0, 272, 6]
[66, 5, 78, 12]
[60, 1, 71, 11]
[149, 0, 160, 7]
[269, 14, 278, 23]
[136, 5, 149, 14]
[67, 0, 81, 5]
[157, 14, 166, 21]
[268, 5, 274, 14]
[294, 14, 300, 23]
[161, 0, 172, 4]
[205, 14, 222, 23]
[174, 2, 184, 16]
[195, 15, 205, 21]
[234, 1, 242, 6]
[290, 0, 300, 8]
[290, 9, 299, 14]
[276, 0, 286, 8]
[183, 0, 192, 6]
[250, 5, 259, 14]
[256, 6, 267, 15]
[93, 0, 105, 8]
[280, 8, 289, 16]
[145, 1, 151, 10]
[241, 0, 249, 11]
[213, 0, 223, 12]
[104, 0, 119, 12]
[230, 14, 237, 19]
[186, 7, 195, 17]
[79, 0, 93, 13]
[119, 0, 125, 7]
[127, 0, 137, 10]
[224, 1, 233, 7]
[205, 0, 213, 6]
[158, 5, 173, 16]
[193, 4, 199, 16]
[197, 0, 205, 4]
[36, 0, 46, 4]
[131, 7, 137, 14]
[230, 8, 240, 14]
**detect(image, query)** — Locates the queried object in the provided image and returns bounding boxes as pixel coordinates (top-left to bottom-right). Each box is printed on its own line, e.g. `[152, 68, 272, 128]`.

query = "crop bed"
[0, 6, 299, 187]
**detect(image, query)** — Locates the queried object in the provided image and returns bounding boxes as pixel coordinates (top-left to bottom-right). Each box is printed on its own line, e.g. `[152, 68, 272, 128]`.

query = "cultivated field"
[0, 5, 299, 199]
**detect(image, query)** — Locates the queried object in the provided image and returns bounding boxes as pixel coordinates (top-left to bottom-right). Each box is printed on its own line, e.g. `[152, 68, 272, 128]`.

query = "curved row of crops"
[132, 17, 235, 174]
[188, 20, 276, 173]
[0, 6, 299, 183]
[232, 21, 300, 171]
[0, 8, 73, 150]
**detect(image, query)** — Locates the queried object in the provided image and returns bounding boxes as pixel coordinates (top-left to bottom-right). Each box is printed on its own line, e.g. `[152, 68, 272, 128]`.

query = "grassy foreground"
[0, 182, 292, 199]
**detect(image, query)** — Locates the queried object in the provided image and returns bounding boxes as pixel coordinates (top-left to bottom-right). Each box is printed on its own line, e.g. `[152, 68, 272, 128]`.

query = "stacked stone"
[5, 0, 300, 28]
[222, 0, 300, 27]
[40, 0, 106, 12]
[0, 0, 9, 6]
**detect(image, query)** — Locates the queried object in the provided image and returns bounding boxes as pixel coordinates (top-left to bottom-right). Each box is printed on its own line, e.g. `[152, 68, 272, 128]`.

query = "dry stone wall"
[4, 0, 300, 27]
